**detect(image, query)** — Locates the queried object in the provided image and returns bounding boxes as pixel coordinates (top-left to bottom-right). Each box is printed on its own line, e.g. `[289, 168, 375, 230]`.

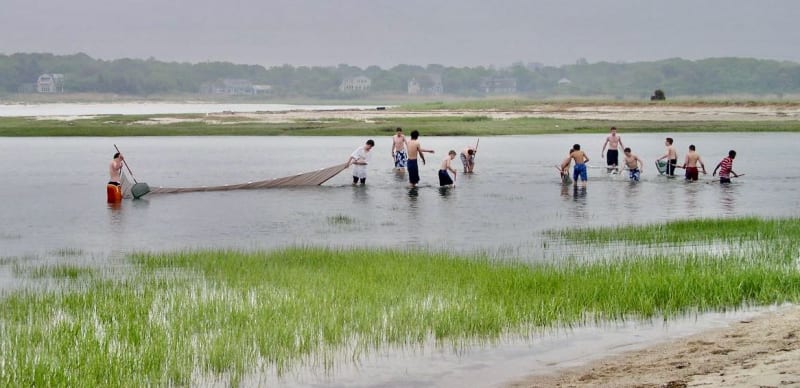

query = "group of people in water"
[346, 127, 476, 188]
[559, 127, 741, 187]
[345, 125, 742, 189]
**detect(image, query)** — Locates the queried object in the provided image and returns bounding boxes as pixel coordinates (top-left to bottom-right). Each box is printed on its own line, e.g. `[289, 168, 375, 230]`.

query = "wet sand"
[513, 306, 800, 388]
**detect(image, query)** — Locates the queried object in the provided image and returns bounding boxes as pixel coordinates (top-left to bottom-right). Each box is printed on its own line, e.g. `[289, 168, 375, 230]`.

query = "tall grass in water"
[1, 238, 799, 386]
[547, 217, 800, 245]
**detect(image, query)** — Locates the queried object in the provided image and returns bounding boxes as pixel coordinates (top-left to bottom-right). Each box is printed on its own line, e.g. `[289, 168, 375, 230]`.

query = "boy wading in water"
[622, 147, 644, 181]
[109, 152, 124, 186]
[439, 150, 458, 187]
[570, 144, 590, 187]
[657, 137, 678, 176]
[391, 127, 408, 171]
[406, 130, 434, 187]
[346, 139, 374, 185]
[601, 127, 624, 173]
[713, 150, 739, 184]
[460, 144, 477, 173]
[682, 144, 706, 181]
[558, 148, 574, 185]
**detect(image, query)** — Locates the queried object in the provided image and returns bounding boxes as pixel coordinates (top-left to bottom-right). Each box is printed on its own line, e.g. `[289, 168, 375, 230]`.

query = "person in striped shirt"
[712, 150, 739, 184]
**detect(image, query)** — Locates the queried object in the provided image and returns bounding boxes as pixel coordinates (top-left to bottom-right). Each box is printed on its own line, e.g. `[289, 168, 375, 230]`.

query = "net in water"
[143, 163, 348, 195]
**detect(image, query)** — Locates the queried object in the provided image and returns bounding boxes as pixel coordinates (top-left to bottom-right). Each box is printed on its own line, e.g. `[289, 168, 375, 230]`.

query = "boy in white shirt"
[346, 139, 374, 185]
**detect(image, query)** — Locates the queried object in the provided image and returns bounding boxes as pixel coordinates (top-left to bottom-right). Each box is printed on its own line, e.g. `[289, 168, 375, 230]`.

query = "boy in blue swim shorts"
[622, 147, 644, 182]
[570, 144, 590, 187]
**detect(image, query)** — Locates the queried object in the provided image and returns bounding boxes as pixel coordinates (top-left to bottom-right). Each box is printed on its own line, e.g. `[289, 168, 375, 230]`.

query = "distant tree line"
[2, 52, 800, 98]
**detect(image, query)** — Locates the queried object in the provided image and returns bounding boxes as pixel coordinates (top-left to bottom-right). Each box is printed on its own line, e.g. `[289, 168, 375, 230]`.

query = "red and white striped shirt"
[719, 157, 733, 177]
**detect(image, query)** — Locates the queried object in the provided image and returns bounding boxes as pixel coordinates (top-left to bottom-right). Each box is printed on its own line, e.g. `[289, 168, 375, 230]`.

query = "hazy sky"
[2, 0, 798, 68]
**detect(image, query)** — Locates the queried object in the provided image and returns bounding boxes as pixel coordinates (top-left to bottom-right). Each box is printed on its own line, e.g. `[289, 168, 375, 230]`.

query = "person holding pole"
[460, 141, 478, 173]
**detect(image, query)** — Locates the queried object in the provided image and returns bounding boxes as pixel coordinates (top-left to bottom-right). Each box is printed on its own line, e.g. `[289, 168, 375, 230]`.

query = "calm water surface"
[2, 133, 799, 259]
[1, 133, 798, 387]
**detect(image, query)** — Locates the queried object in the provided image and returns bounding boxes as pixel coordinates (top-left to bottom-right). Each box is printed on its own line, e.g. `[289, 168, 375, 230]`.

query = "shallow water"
[1, 133, 798, 386]
[1, 133, 798, 259]
[248, 306, 776, 388]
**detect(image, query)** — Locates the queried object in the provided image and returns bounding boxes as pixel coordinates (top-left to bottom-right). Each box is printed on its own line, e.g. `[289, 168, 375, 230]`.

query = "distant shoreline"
[2, 101, 800, 136]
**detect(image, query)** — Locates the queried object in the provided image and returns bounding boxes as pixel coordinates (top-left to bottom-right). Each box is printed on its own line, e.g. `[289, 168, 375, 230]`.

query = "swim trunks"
[408, 159, 420, 184]
[460, 153, 474, 171]
[720, 177, 731, 184]
[573, 163, 588, 182]
[628, 168, 640, 182]
[394, 150, 407, 168]
[606, 149, 619, 166]
[108, 181, 121, 186]
[438, 170, 453, 186]
[685, 166, 699, 181]
[666, 159, 678, 176]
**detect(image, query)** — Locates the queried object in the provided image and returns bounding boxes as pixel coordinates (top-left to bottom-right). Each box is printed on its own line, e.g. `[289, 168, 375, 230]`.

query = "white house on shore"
[339, 76, 371, 92]
[201, 79, 272, 95]
[408, 74, 444, 96]
[480, 77, 517, 94]
[37, 74, 64, 93]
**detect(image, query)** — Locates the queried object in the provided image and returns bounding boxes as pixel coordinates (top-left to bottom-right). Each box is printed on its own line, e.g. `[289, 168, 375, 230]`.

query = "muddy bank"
[513, 306, 800, 387]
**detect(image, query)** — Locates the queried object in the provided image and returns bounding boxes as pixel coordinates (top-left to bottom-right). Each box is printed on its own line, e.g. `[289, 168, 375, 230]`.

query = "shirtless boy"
[558, 148, 574, 185]
[109, 152, 124, 185]
[622, 147, 644, 182]
[570, 144, 590, 187]
[601, 127, 624, 173]
[657, 137, 678, 176]
[438, 150, 458, 187]
[460, 144, 477, 173]
[682, 144, 706, 181]
[713, 150, 739, 184]
[391, 127, 408, 170]
[406, 130, 434, 187]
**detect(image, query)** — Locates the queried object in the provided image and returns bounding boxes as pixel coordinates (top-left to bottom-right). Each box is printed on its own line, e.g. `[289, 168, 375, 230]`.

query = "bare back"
[407, 139, 421, 159]
[685, 151, 702, 168]
[571, 150, 588, 164]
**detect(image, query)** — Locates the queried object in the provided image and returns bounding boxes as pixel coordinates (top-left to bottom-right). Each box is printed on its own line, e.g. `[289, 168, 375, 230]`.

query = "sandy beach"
[513, 306, 800, 387]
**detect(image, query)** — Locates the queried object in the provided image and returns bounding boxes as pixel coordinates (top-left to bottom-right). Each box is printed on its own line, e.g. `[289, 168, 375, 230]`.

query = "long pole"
[113, 144, 138, 184]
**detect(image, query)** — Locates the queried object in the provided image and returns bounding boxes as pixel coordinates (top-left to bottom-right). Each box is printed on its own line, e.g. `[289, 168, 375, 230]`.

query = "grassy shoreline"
[1, 217, 799, 386]
[3, 114, 800, 136]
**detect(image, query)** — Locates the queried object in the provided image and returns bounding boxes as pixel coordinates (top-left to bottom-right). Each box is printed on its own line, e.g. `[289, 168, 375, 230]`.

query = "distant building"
[201, 79, 270, 95]
[480, 77, 517, 94]
[251, 85, 272, 95]
[339, 76, 371, 92]
[408, 74, 443, 96]
[557, 78, 572, 85]
[37, 74, 64, 93]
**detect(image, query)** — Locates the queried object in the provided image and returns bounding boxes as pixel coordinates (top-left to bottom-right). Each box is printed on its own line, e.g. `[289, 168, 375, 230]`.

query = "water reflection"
[720, 182, 738, 215]
[2, 134, 799, 258]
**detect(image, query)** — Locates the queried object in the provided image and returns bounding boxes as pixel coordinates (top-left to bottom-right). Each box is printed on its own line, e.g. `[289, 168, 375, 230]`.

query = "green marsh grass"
[1, 235, 800, 386]
[548, 217, 800, 245]
[326, 214, 355, 225]
[4, 114, 800, 136]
